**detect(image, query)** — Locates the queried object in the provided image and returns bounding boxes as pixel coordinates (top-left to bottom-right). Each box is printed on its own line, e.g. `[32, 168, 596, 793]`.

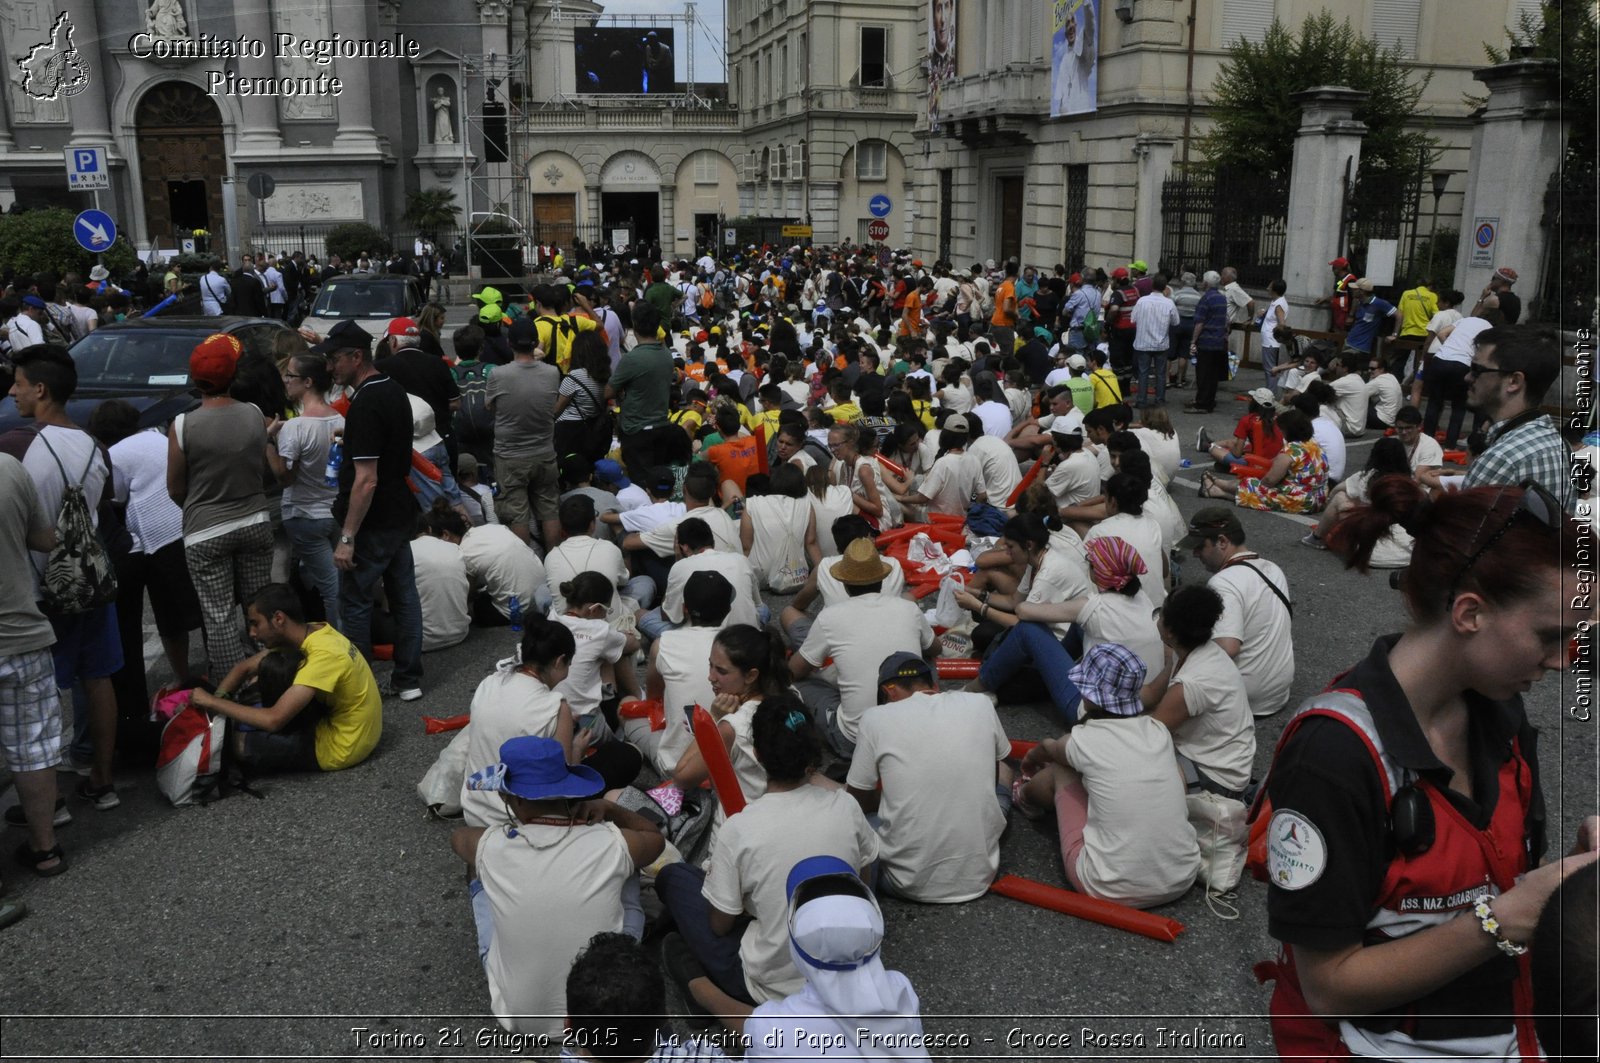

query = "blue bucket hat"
[466, 736, 603, 802]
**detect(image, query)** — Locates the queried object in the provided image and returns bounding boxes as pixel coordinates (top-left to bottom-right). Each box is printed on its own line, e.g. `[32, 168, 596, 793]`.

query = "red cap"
[386, 316, 420, 337]
[1068, 273, 1082, 284]
[190, 333, 242, 392]
[911, 259, 924, 267]
[1329, 257, 1349, 268]
[694, 330, 709, 343]
[1111, 267, 1129, 279]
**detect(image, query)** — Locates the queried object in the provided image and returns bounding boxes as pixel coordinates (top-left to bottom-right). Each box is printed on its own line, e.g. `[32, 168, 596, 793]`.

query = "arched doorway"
[135, 83, 226, 246]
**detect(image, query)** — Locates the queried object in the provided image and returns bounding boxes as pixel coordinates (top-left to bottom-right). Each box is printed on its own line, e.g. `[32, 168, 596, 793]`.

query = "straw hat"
[830, 538, 892, 586]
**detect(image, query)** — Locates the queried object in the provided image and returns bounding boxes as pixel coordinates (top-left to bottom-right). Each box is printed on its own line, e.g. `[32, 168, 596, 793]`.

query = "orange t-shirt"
[705, 435, 763, 493]
[991, 279, 1017, 326]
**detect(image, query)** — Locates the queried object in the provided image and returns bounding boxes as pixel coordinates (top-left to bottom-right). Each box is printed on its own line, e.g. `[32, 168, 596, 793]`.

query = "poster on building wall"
[1050, 0, 1099, 118]
[928, 0, 956, 130]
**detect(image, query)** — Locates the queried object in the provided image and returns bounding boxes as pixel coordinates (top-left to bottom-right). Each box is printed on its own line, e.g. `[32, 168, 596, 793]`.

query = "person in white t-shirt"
[644, 516, 765, 641]
[1146, 585, 1255, 798]
[985, 534, 1162, 726]
[790, 539, 935, 757]
[966, 432, 1021, 508]
[778, 514, 907, 649]
[741, 465, 821, 594]
[1295, 383, 1348, 483]
[1044, 426, 1101, 512]
[636, 571, 732, 775]
[1257, 280, 1290, 396]
[1179, 508, 1294, 717]
[552, 571, 640, 733]
[411, 505, 472, 652]
[452, 735, 664, 1036]
[848, 653, 1012, 903]
[891, 415, 983, 517]
[657, 693, 878, 1007]
[1083, 471, 1168, 607]
[460, 522, 546, 625]
[546, 494, 654, 617]
[667, 857, 930, 1061]
[1014, 642, 1199, 908]
[1301, 435, 1417, 566]
[1413, 288, 1464, 407]
[1324, 352, 1371, 438]
[1362, 358, 1405, 430]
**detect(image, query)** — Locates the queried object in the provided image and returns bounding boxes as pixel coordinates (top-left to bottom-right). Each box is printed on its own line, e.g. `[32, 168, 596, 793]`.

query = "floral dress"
[1236, 440, 1328, 514]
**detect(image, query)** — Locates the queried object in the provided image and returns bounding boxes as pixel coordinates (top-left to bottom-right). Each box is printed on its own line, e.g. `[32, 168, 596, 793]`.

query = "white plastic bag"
[1187, 791, 1248, 892]
[418, 724, 474, 818]
[907, 533, 953, 575]
[932, 572, 966, 628]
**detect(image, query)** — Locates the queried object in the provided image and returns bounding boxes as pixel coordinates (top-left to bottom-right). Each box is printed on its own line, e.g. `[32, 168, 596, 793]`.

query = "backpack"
[44, 303, 79, 345]
[700, 283, 716, 310]
[155, 700, 227, 806]
[452, 360, 493, 442]
[1081, 304, 1102, 347]
[36, 432, 117, 615]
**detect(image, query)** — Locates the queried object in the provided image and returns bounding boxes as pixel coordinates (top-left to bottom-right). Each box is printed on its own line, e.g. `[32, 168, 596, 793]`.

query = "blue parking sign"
[65, 146, 109, 190]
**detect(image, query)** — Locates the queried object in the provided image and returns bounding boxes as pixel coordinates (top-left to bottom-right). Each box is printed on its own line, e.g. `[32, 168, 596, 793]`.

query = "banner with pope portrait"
[928, 0, 956, 130]
[1050, 0, 1099, 117]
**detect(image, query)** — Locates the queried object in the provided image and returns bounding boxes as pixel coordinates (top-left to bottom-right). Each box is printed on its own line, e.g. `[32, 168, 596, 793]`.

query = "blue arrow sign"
[74, 208, 116, 253]
[869, 194, 892, 219]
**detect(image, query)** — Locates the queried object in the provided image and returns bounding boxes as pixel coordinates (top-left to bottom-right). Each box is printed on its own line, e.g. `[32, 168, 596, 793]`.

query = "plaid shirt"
[1462, 412, 1575, 512]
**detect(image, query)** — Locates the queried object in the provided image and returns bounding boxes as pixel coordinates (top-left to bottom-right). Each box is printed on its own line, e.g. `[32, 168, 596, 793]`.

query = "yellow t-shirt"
[1090, 368, 1123, 409]
[533, 314, 599, 372]
[750, 408, 782, 440]
[829, 401, 863, 424]
[1397, 286, 1438, 339]
[298, 625, 383, 771]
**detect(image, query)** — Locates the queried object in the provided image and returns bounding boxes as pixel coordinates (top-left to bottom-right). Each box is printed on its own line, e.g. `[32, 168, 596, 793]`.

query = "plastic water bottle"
[508, 594, 523, 633]
[323, 433, 344, 488]
[1179, 458, 1193, 469]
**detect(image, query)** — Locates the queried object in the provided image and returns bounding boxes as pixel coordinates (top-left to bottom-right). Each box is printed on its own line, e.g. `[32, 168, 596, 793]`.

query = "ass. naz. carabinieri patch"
[1267, 809, 1327, 890]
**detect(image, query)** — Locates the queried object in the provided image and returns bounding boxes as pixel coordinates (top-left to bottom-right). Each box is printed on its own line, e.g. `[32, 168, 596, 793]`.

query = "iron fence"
[1159, 166, 1289, 289]
[1344, 155, 1427, 289]
[1539, 169, 1597, 327]
[1063, 165, 1088, 271]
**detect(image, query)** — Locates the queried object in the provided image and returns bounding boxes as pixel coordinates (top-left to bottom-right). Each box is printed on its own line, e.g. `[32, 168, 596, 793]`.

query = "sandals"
[13, 843, 68, 877]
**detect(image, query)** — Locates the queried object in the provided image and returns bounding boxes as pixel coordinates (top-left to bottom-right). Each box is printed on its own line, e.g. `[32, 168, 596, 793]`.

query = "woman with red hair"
[1258, 478, 1596, 1060]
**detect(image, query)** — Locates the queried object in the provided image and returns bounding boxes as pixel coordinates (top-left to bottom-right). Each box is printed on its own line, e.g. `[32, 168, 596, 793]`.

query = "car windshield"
[67, 329, 200, 389]
[311, 280, 408, 318]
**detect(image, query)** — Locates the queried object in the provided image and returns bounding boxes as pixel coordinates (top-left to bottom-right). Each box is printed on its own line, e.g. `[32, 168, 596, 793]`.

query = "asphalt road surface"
[0, 339, 1592, 1063]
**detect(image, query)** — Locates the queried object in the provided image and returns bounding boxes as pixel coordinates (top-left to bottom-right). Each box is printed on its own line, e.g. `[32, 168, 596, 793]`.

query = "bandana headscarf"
[1084, 535, 1148, 592]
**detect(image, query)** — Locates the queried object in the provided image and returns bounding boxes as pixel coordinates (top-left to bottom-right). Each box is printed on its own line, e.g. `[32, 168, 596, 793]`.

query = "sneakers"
[1300, 531, 1328, 550]
[3, 798, 72, 828]
[1195, 426, 1214, 455]
[76, 781, 120, 811]
[382, 683, 423, 702]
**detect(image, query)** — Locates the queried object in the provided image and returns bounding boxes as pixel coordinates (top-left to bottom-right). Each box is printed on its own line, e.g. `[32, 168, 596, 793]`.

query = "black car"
[0, 316, 293, 435]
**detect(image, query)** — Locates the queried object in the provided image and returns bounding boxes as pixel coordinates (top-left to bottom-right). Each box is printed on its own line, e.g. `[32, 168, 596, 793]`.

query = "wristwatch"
[338, 534, 354, 545]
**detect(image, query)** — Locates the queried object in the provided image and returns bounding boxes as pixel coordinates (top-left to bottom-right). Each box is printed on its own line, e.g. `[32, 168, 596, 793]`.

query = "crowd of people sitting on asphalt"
[0, 243, 1594, 1060]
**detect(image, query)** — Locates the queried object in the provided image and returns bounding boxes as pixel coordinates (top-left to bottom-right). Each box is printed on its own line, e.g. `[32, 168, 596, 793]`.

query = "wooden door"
[135, 83, 225, 246]
[998, 175, 1023, 265]
[532, 193, 577, 246]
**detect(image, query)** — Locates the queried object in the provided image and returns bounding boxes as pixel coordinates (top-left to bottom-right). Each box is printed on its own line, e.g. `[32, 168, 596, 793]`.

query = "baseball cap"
[1110, 267, 1129, 280]
[477, 303, 504, 325]
[1247, 387, 1279, 410]
[1329, 256, 1349, 269]
[507, 316, 538, 350]
[593, 458, 630, 489]
[1493, 266, 1519, 285]
[21, 294, 47, 310]
[189, 333, 243, 391]
[1352, 278, 1376, 292]
[683, 569, 735, 622]
[457, 453, 480, 476]
[409, 394, 442, 452]
[877, 651, 934, 689]
[1065, 353, 1088, 370]
[308, 319, 374, 357]
[1068, 643, 1147, 718]
[942, 413, 971, 436]
[1176, 507, 1245, 551]
[386, 316, 420, 338]
[1128, 259, 1149, 274]
[647, 466, 677, 496]
[1068, 273, 1082, 285]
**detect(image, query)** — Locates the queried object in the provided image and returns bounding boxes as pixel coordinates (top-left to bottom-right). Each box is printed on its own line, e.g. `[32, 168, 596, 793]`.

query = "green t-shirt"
[644, 281, 680, 322]
[611, 341, 673, 433]
[1067, 376, 1094, 414]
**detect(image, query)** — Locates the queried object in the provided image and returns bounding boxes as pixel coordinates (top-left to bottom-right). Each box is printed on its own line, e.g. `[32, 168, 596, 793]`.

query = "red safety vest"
[1111, 285, 1141, 330]
[1253, 692, 1541, 1061]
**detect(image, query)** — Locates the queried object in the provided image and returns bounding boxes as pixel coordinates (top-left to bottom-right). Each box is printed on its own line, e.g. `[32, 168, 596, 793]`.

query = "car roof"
[84, 316, 290, 332]
[322, 274, 416, 283]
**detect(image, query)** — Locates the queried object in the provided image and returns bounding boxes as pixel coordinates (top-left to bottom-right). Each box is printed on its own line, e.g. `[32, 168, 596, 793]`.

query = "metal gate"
[1343, 151, 1427, 286]
[1064, 164, 1088, 271]
[1539, 169, 1597, 326]
[1159, 166, 1288, 288]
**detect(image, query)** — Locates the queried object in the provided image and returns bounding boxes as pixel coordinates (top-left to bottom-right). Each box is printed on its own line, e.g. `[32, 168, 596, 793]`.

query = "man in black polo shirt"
[318, 319, 425, 701]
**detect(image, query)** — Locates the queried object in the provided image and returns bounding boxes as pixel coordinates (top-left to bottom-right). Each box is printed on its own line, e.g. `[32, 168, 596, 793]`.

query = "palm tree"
[403, 188, 461, 235]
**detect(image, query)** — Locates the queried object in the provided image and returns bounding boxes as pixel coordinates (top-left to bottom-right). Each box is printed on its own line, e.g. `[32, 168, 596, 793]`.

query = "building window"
[798, 31, 808, 88]
[856, 141, 888, 181]
[753, 56, 762, 105]
[859, 26, 887, 87]
[1221, 0, 1275, 45]
[1370, 0, 1421, 58]
[787, 143, 806, 181]
[693, 153, 720, 184]
[1064, 164, 1088, 270]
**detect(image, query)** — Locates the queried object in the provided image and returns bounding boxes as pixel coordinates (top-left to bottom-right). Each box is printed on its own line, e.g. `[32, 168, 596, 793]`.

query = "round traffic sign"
[869, 194, 892, 219]
[1474, 222, 1495, 248]
[247, 173, 277, 200]
[866, 218, 890, 242]
[73, 209, 116, 253]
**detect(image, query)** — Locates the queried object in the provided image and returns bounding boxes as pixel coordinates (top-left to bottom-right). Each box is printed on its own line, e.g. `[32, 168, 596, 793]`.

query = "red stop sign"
[867, 219, 890, 242]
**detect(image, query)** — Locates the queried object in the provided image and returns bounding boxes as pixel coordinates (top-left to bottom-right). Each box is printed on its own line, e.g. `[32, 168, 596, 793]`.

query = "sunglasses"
[1465, 362, 1510, 378]
[1445, 478, 1561, 606]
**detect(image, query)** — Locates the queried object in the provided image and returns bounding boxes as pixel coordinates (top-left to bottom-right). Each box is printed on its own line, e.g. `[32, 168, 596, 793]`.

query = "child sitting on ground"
[1015, 642, 1200, 908]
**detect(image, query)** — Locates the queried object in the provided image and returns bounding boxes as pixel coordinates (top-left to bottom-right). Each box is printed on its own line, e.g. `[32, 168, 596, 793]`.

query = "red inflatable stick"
[423, 714, 469, 734]
[372, 644, 395, 661]
[989, 874, 1185, 942]
[935, 657, 981, 679]
[927, 512, 966, 526]
[619, 699, 666, 732]
[874, 452, 908, 480]
[754, 425, 769, 475]
[691, 705, 747, 816]
[1008, 739, 1038, 761]
[1007, 446, 1053, 507]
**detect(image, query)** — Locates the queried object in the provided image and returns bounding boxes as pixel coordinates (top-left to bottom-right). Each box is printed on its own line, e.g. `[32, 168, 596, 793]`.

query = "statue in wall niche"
[147, 0, 188, 37]
[432, 86, 455, 144]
